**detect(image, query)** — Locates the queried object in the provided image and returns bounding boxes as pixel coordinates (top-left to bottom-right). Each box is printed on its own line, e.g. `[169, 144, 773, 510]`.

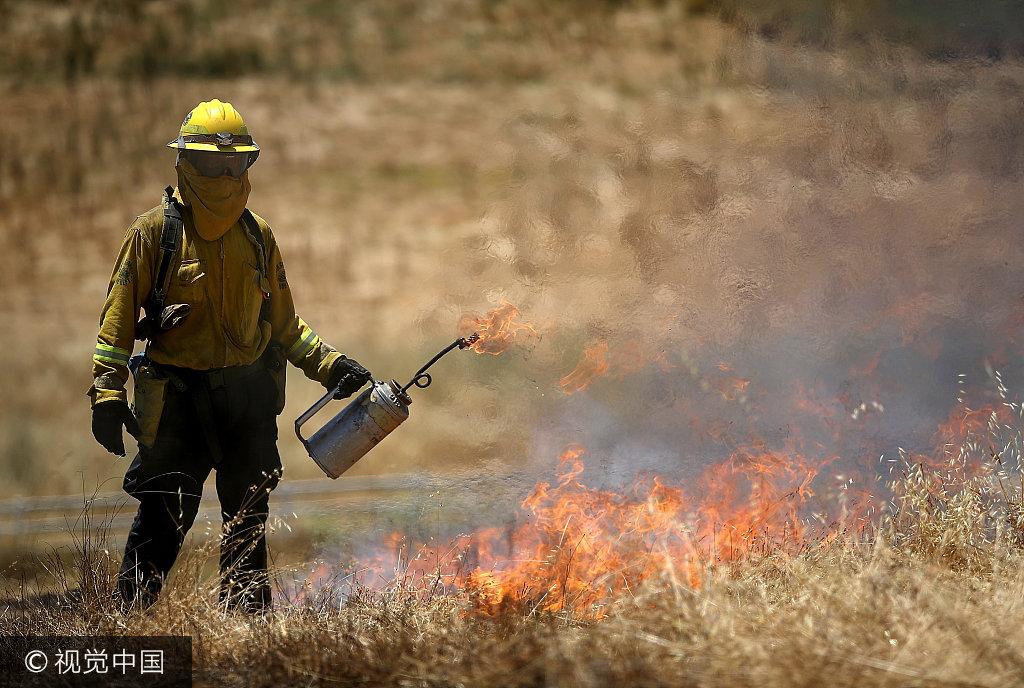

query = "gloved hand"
[92, 401, 141, 456]
[326, 356, 372, 399]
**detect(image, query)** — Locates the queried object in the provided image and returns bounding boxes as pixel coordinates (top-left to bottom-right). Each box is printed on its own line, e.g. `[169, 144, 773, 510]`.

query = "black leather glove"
[326, 356, 372, 400]
[92, 401, 141, 456]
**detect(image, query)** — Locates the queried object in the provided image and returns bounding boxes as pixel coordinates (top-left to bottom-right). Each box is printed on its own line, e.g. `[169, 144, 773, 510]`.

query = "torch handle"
[294, 387, 340, 446]
[295, 379, 374, 445]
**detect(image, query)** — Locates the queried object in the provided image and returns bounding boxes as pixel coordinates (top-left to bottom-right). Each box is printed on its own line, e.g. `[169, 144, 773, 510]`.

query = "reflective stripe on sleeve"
[287, 322, 321, 360]
[93, 343, 132, 366]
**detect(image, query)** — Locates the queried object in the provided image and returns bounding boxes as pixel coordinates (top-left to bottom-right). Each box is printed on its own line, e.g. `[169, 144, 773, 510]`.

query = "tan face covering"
[175, 158, 251, 241]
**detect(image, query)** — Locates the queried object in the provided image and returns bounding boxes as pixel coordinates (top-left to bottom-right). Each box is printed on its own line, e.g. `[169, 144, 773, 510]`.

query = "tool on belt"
[295, 334, 480, 479]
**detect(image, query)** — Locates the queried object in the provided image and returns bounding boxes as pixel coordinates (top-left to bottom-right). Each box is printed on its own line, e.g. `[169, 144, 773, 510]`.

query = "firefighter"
[89, 99, 371, 612]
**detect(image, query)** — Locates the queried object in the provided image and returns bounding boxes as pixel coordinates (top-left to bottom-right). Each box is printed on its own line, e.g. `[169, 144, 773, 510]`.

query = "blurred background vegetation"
[3, 0, 1023, 86]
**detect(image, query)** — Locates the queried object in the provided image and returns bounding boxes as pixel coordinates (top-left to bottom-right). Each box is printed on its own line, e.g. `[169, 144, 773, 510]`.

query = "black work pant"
[117, 366, 282, 612]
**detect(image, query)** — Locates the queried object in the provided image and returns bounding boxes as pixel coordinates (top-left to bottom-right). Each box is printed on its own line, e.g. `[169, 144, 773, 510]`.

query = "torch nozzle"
[402, 334, 480, 394]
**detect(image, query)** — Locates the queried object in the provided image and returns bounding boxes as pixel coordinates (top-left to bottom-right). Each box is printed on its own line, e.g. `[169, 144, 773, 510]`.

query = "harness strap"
[136, 187, 184, 341]
[153, 187, 184, 314]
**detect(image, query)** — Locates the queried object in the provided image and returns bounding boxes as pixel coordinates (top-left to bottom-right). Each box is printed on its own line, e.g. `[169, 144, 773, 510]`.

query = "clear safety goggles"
[180, 149, 259, 178]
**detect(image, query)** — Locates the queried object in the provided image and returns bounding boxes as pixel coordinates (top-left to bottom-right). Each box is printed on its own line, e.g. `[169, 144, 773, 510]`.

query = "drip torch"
[295, 334, 480, 479]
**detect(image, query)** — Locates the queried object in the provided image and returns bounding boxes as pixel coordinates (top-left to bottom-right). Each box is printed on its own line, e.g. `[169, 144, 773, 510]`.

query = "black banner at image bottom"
[0, 636, 191, 688]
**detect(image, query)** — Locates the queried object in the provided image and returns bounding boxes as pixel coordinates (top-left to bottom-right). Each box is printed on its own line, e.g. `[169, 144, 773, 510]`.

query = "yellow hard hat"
[166, 99, 260, 153]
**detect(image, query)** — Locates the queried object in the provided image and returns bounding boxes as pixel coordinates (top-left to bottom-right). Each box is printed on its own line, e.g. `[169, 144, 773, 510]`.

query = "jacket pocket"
[172, 258, 206, 304]
[227, 262, 267, 349]
[131, 364, 169, 449]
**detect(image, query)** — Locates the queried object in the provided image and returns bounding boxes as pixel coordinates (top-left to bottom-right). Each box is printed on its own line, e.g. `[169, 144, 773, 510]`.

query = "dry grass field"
[2, 0, 1024, 685]
[4, 438, 1024, 687]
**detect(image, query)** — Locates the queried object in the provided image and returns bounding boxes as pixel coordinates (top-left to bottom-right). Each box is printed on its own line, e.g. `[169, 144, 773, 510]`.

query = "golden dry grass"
[3, 433, 1023, 687]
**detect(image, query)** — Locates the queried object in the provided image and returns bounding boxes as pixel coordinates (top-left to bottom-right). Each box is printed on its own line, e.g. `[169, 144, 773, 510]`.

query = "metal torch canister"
[295, 380, 411, 479]
[295, 334, 478, 479]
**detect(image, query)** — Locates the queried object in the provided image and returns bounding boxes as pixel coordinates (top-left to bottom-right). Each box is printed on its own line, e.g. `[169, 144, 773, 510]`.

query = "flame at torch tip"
[459, 301, 538, 355]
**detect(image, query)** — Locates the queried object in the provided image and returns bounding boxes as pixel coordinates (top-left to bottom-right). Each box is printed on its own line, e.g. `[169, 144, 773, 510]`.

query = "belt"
[156, 357, 266, 390]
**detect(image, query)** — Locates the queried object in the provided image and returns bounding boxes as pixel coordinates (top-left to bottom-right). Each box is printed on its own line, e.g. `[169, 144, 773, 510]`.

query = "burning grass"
[4, 393, 1024, 687]
[375, 443, 829, 617]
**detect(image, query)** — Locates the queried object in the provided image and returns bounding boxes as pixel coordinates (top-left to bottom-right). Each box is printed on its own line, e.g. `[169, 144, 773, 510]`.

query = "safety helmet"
[166, 99, 260, 153]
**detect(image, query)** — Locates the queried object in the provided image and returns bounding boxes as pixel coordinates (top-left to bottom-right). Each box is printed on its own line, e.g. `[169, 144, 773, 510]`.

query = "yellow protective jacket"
[91, 191, 341, 406]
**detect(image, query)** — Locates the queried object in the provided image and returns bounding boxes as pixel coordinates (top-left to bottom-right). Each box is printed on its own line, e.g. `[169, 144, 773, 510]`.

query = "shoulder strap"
[135, 187, 183, 341]
[152, 186, 184, 312]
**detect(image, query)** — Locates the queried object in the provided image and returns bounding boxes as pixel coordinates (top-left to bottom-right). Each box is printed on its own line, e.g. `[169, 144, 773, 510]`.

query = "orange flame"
[559, 342, 609, 394]
[934, 403, 1011, 449]
[364, 444, 833, 617]
[338, 313, 1006, 620]
[559, 339, 671, 395]
[460, 301, 538, 355]
[293, 561, 332, 603]
[711, 363, 751, 401]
